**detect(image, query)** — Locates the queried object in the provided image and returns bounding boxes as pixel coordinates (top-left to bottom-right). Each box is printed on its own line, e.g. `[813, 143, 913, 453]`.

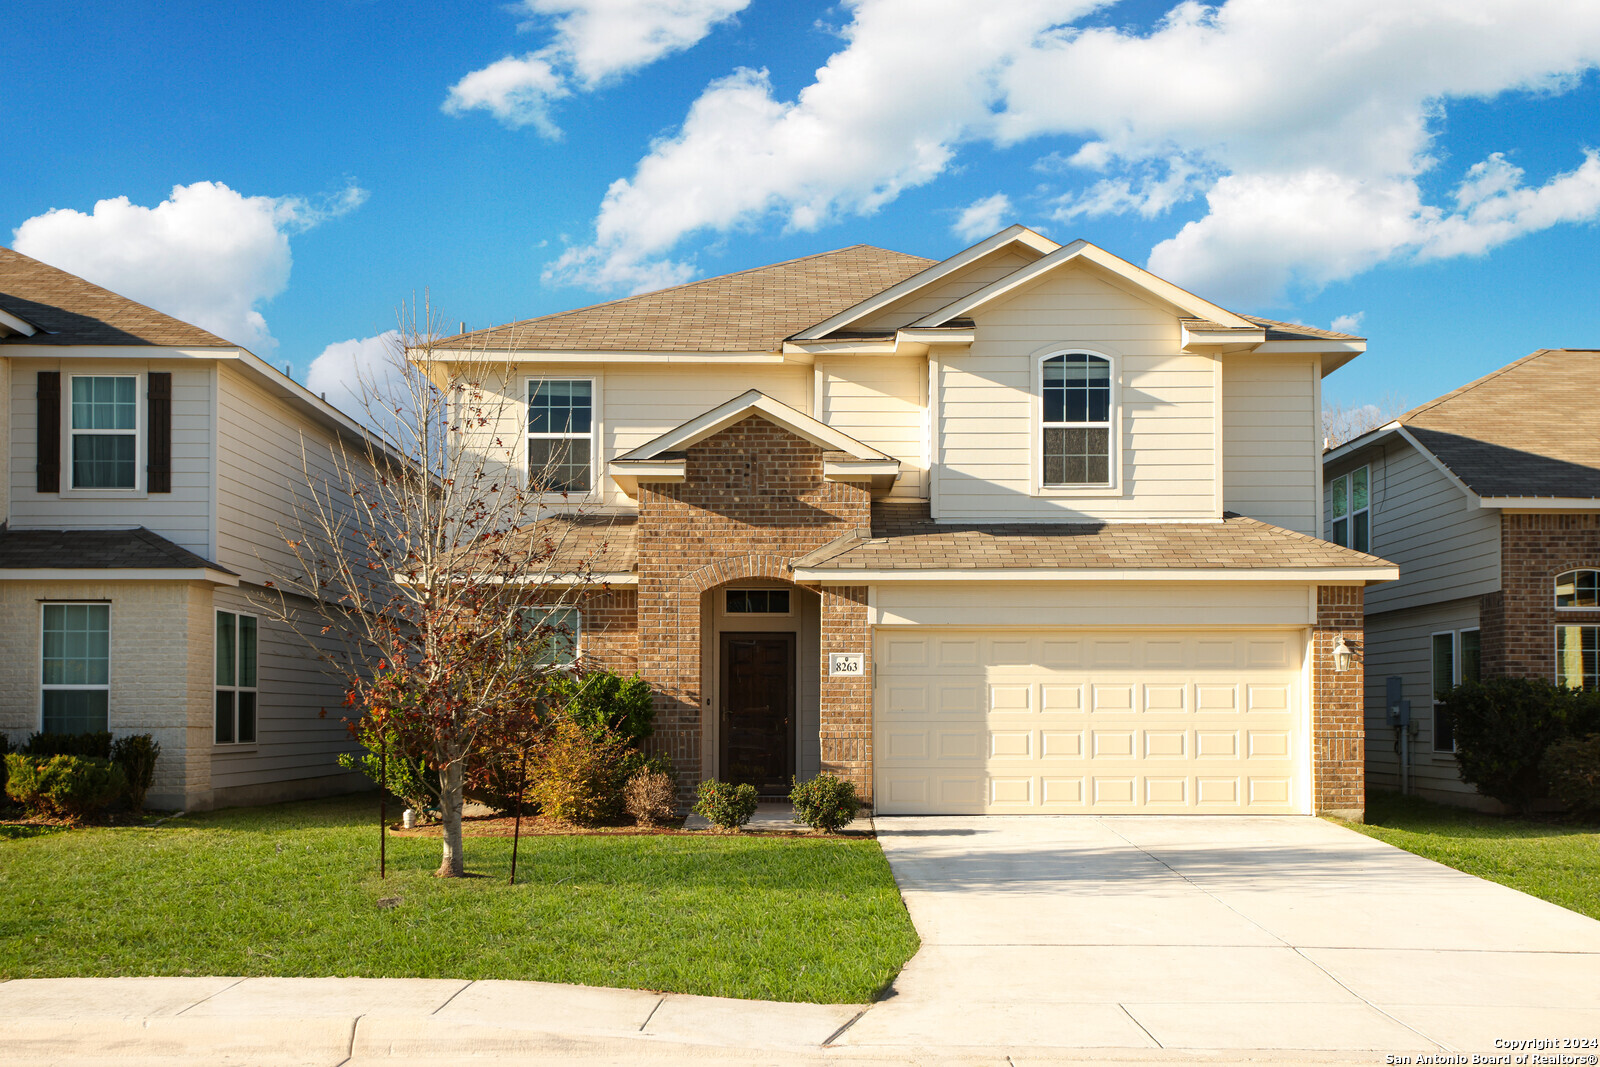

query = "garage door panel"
[876, 628, 1305, 814]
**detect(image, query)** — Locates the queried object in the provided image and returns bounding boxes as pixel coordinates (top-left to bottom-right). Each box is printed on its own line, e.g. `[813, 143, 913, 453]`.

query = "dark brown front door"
[720, 632, 795, 796]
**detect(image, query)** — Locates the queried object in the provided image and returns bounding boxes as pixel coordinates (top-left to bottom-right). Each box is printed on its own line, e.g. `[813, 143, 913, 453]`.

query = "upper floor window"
[42, 603, 110, 734]
[1330, 466, 1370, 552]
[71, 375, 137, 489]
[1555, 570, 1600, 609]
[1041, 353, 1112, 487]
[528, 379, 592, 494]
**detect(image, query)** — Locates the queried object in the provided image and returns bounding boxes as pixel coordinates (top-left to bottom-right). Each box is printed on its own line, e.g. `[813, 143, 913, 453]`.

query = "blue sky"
[5, 0, 1600, 417]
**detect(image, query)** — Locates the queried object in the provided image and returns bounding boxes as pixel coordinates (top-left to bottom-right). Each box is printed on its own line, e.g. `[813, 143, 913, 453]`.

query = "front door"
[719, 632, 795, 797]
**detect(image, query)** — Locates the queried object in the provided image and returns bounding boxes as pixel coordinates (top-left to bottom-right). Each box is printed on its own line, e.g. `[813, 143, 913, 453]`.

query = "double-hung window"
[527, 379, 592, 493]
[70, 375, 138, 489]
[1040, 353, 1113, 487]
[215, 611, 258, 744]
[1430, 628, 1479, 752]
[1557, 625, 1600, 691]
[526, 606, 580, 667]
[41, 604, 111, 733]
[1330, 466, 1370, 552]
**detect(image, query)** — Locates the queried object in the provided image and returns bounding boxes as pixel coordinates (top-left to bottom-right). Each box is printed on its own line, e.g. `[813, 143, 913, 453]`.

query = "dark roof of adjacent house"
[792, 502, 1390, 572]
[1398, 349, 1600, 498]
[0, 247, 233, 348]
[0, 526, 235, 572]
[438, 246, 936, 353]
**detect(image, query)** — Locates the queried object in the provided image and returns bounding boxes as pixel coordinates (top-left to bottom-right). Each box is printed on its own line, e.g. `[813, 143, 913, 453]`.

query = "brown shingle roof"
[440, 246, 935, 353]
[489, 514, 638, 576]
[0, 248, 233, 348]
[0, 526, 234, 572]
[1397, 349, 1600, 498]
[794, 501, 1390, 572]
[1243, 316, 1364, 342]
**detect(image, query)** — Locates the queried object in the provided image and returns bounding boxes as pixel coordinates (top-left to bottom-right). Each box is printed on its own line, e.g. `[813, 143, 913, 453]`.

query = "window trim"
[1031, 347, 1121, 497]
[1555, 623, 1600, 691]
[724, 588, 794, 617]
[39, 601, 112, 733]
[1329, 465, 1371, 553]
[525, 375, 599, 500]
[66, 372, 143, 494]
[1554, 568, 1600, 611]
[214, 609, 259, 746]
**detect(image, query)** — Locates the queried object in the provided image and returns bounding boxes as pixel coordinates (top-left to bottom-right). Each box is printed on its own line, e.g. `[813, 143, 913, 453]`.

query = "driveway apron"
[842, 815, 1600, 1054]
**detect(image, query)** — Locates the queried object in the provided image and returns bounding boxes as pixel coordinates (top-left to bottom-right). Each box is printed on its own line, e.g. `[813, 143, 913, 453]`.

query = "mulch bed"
[386, 812, 869, 839]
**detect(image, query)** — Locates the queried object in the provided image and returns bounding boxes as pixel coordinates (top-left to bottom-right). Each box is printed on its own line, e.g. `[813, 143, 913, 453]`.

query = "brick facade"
[1314, 584, 1366, 817]
[818, 585, 872, 800]
[577, 588, 639, 674]
[1480, 512, 1600, 680]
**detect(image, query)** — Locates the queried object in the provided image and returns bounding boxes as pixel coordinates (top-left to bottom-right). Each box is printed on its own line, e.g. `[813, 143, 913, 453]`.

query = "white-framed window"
[1557, 625, 1600, 691]
[1039, 351, 1114, 487]
[527, 606, 580, 666]
[1330, 466, 1370, 552]
[1430, 627, 1479, 752]
[527, 378, 593, 494]
[41, 603, 111, 734]
[1555, 569, 1600, 609]
[726, 589, 792, 615]
[69, 374, 139, 490]
[215, 611, 258, 745]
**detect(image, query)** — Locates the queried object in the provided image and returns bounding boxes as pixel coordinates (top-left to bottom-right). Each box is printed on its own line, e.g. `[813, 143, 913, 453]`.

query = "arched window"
[1041, 352, 1112, 486]
[1555, 569, 1600, 609]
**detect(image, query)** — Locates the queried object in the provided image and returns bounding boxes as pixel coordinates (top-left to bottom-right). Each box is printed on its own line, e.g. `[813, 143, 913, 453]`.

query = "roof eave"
[792, 565, 1400, 583]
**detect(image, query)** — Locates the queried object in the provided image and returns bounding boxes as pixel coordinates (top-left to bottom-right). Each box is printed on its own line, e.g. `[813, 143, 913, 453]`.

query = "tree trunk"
[436, 759, 465, 877]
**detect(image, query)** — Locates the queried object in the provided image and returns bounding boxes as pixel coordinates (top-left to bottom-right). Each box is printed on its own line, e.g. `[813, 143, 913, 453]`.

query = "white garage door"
[875, 629, 1306, 814]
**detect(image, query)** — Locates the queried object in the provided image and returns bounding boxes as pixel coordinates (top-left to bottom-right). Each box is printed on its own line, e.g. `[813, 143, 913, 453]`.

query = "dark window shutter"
[36, 371, 60, 493]
[147, 372, 172, 493]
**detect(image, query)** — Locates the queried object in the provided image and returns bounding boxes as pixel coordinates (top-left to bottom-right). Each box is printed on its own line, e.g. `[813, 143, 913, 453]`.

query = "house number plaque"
[828, 652, 865, 676]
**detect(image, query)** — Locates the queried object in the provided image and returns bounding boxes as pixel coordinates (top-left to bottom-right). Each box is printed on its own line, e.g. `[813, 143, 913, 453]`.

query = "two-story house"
[439, 226, 1395, 817]
[0, 248, 368, 810]
[1322, 348, 1600, 808]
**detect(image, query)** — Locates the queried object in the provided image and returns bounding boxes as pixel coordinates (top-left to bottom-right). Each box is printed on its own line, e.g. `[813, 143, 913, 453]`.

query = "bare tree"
[1322, 393, 1409, 450]
[262, 298, 603, 877]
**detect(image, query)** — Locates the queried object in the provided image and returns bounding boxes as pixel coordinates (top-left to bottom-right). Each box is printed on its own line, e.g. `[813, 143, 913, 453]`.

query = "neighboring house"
[1321, 349, 1600, 808]
[0, 248, 371, 810]
[439, 225, 1394, 817]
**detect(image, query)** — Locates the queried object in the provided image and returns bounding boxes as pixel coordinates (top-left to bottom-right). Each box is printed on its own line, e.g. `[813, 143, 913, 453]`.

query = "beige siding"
[7, 357, 214, 558]
[1327, 440, 1499, 613]
[872, 581, 1319, 629]
[857, 247, 1042, 330]
[1223, 355, 1319, 534]
[1363, 598, 1487, 807]
[819, 354, 926, 498]
[935, 265, 1217, 521]
[0, 357, 10, 525]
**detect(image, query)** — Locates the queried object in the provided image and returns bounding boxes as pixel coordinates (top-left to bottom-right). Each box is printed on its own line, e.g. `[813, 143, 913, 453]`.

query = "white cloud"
[553, 0, 1600, 304]
[445, 0, 749, 135]
[12, 181, 365, 352]
[1330, 312, 1365, 334]
[306, 331, 405, 425]
[952, 194, 1014, 241]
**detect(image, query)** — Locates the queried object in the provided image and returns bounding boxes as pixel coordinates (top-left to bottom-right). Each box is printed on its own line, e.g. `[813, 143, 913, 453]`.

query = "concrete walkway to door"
[840, 815, 1600, 1055]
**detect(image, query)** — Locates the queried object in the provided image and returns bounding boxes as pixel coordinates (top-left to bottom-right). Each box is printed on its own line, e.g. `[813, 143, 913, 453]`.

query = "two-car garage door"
[874, 629, 1307, 814]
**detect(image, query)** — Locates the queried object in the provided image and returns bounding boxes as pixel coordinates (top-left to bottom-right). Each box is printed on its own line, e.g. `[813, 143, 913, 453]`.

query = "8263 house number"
[828, 652, 865, 676]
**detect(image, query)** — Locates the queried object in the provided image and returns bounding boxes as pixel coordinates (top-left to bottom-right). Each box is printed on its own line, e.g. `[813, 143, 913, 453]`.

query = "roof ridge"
[1400, 348, 1559, 424]
[0, 247, 233, 348]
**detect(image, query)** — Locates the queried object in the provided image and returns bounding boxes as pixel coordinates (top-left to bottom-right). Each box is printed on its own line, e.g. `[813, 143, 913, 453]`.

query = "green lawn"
[0, 795, 918, 1003]
[1339, 792, 1600, 920]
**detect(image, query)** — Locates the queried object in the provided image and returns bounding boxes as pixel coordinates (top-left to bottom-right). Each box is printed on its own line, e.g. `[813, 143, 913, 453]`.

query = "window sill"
[1034, 484, 1123, 498]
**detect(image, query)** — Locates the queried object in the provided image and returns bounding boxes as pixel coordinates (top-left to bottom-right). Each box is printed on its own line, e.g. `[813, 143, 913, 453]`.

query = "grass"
[0, 795, 919, 1003]
[1338, 791, 1600, 920]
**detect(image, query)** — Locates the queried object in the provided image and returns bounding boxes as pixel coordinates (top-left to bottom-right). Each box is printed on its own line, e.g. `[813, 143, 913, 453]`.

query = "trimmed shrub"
[5, 754, 127, 823]
[550, 672, 654, 744]
[624, 770, 678, 827]
[1442, 678, 1588, 811]
[111, 734, 161, 812]
[1543, 735, 1600, 816]
[790, 774, 861, 833]
[527, 718, 632, 827]
[4, 753, 41, 810]
[694, 778, 758, 832]
[22, 731, 113, 759]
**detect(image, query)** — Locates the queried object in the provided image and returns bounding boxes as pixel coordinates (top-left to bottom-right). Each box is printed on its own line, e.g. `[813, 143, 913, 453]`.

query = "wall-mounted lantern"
[1331, 634, 1354, 673]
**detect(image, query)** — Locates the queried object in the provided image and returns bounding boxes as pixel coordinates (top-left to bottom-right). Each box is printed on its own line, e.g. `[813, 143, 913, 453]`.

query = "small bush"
[694, 778, 758, 831]
[110, 734, 161, 812]
[337, 718, 438, 817]
[550, 672, 654, 743]
[22, 731, 113, 759]
[624, 770, 678, 827]
[0, 733, 11, 797]
[1443, 678, 1587, 811]
[1543, 735, 1600, 816]
[528, 718, 632, 827]
[5, 754, 127, 823]
[790, 774, 861, 833]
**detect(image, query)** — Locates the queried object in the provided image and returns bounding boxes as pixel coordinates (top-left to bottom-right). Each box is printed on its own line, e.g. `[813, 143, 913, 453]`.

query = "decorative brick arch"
[684, 554, 796, 593]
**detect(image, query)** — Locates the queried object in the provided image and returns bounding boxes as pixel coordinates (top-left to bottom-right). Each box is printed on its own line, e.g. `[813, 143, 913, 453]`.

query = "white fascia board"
[0, 567, 240, 585]
[1255, 340, 1366, 355]
[910, 241, 1256, 330]
[0, 343, 238, 360]
[896, 328, 975, 347]
[823, 459, 901, 476]
[1480, 497, 1600, 509]
[783, 339, 898, 356]
[792, 225, 1060, 341]
[1321, 422, 1402, 465]
[607, 458, 685, 496]
[427, 348, 793, 365]
[792, 566, 1400, 583]
[0, 307, 38, 336]
[510, 572, 638, 586]
[1323, 423, 1479, 508]
[615, 388, 890, 462]
[1181, 325, 1265, 349]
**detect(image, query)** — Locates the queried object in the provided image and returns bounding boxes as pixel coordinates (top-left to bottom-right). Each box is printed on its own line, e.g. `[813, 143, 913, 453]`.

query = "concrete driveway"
[840, 815, 1600, 1055]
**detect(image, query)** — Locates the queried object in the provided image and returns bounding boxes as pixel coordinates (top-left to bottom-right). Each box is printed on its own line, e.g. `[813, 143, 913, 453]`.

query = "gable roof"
[615, 389, 891, 463]
[440, 245, 934, 354]
[0, 247, 233, 347]
[1393, 349, 1600, 500]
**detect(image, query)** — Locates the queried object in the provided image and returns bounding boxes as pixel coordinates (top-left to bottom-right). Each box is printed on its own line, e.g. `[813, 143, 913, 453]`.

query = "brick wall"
[1314, 584, 1365, 817]
[578, 588, 639, 674]
[633, 415, 872, 797]
[1481, 512, 1600, 680]
[818, 584, 872, 801]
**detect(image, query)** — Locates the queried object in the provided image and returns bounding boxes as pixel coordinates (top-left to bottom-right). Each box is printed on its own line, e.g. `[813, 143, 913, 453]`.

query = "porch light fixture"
[1331, 634, 1354, 673]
